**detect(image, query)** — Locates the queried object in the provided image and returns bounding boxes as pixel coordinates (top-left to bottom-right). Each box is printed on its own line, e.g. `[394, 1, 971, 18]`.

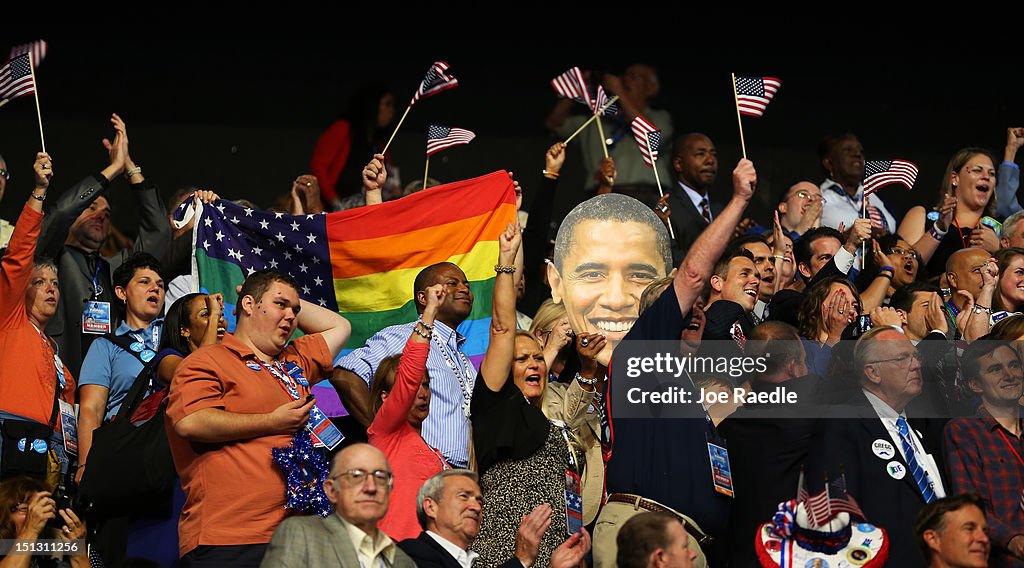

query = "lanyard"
[89, 257, 104, 299]
[431, 330, 473, 410]
[31, 323, 65, 390]
[998, 428, 1024, 468]
[259, 359, 302, 400]
[951, 219, 972, 251]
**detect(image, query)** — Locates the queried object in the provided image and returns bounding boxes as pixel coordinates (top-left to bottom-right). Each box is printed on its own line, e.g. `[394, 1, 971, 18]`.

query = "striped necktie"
[698, 198, 712, 225]
[896, 417, 937, 503]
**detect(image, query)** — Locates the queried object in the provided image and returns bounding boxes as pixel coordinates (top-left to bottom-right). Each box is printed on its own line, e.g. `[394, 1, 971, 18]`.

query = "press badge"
[82, 301, 111, 334]
[306, 404, 344, 450]
[59, 400, 78, 455]
[708, 442, 735, 497]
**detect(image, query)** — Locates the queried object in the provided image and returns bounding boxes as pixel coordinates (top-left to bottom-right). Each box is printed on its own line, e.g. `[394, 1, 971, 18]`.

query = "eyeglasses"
[8, 504, 27, 514]
[887, 247, 920, 261]
[329, 469, 393, 488]
[0, 169, 9, 181]
[786, 190, 821, 201]
[965, 166, 996, 177]
[870, 352, 922, 368]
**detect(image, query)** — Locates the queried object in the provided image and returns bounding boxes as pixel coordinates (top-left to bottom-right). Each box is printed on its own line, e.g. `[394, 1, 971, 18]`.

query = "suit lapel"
[419, 532, 462, 568]
[855, 403, 927, 501]
[325, 513, 361, 567]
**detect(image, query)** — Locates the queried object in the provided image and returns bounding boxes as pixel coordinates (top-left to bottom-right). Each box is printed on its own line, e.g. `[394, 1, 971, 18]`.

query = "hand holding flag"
[730, 74, 782, 159]
[630, 115, 674, 239]
[383, 61, 459, 154]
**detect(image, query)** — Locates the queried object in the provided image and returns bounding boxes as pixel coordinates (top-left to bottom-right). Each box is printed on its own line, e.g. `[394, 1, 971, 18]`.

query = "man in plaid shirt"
[944, 339, 1024, 566]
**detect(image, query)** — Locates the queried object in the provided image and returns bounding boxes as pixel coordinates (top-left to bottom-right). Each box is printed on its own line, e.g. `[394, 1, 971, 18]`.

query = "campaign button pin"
[31, 439, 47, 453]
[871, 439, 895, 459]
[886, 461, 906, 480]
[129, 341, 145, 353]
[246, 361, 263, 371]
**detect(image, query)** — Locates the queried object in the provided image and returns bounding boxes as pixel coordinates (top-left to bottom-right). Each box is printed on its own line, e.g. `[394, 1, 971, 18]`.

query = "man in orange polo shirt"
[166, 270, 351, 567]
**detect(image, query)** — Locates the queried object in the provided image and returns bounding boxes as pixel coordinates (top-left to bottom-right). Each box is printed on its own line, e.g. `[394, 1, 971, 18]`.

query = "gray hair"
[552, 193, 673, 274]
[1005, 211, 1024, 240]
[33, 256, 57, 274]
[415, 469, 478, 530]
[853, 325, 902, 382]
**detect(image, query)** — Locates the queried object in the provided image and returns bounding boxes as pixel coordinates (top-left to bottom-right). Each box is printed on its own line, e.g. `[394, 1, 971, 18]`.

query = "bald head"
[672, 133, 718, 191]
[946, 248, 990, 298]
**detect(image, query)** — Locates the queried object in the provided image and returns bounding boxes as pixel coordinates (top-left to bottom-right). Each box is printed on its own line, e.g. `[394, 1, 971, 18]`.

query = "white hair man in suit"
[399, 469, 590, 568]
[261, 443, 416, 568]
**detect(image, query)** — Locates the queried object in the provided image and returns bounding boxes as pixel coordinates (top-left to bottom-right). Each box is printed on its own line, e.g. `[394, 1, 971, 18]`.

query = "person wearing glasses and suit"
[261, 443, 416, 568]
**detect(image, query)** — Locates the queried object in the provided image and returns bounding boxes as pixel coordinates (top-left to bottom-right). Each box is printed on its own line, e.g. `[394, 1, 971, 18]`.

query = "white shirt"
[678, 181, 712, 222]
[819, 179, 897, 233]
[164, 274, 193, 315]
[338, 516, 397, 568]
[426, 531, 478, 568]
[863, 390, 946, 498]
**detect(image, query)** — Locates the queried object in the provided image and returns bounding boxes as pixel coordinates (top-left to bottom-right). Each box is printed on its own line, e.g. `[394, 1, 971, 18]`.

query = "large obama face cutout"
[548, 195, 670, 362]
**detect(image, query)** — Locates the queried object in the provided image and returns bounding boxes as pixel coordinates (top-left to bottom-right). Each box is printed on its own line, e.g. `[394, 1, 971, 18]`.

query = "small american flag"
[426, 125, 476, 156]
[630, 115, 661, 168]
[551, 66, 591, 108]
[734, 76, 782, 118]
[9, 40, 47, 67]
[410, 61, 458, 106]
[0, 53, 34, 101]
[826, 472, 865, 520]
[593, 85, 619, 117]
[863, 159, 919, 196]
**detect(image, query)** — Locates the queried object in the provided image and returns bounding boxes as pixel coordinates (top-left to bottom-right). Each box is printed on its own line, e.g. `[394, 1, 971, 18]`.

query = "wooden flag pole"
[861, 195, 868, 269]
[563, 96, 619, 144]
[382, 102, 413, 155]
[730, 73, 747, 160]
[423, 155, 431, 192]
[594, 113, 610, 159]
[645, 136, 675, 240]
[29, 52, 45, 153]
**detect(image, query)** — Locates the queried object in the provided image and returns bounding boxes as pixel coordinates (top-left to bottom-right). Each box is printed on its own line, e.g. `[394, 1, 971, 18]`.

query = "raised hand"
[422, 283, 445, 322]
[292, 174, 323, 214]
[934, 195, 956, 232]
[732, 159, 757, 202]
[362, 153, 387, 194]
[923, 293, 949, 336]
[33, 151, 53, 190]
[498, 222, 522, 265]
[843, 218, 872, 251]
[514, 504, 553, 568]
[550, 528, 592, 568]
[870, 306, 902, 329]
[575, 333, 607, 376]
[545, 142, 567, 176]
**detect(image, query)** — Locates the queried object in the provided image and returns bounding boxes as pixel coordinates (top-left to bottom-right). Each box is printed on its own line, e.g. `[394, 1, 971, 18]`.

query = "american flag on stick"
[426, 125, 476, 156]
[593, 85, 619, 117]
[551, 66, 591, 108]
[411, 61, 458, 105]
[734, 76, 782, 118]
[0, 53, 34, 102]
[9, 40, 47, 67]
[863, 159, 919, 196]
[630, 115, 661, 168]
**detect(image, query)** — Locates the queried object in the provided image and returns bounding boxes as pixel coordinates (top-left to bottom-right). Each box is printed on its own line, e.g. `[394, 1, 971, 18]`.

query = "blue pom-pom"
[927, 210, 940, 222]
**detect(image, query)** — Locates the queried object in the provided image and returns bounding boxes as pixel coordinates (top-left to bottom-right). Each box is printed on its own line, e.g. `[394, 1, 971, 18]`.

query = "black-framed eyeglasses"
[329, 469, 393, 488]
[887, 247, 920, 261]
[0, 169, 9, 181]
[870, 352, 922, 368]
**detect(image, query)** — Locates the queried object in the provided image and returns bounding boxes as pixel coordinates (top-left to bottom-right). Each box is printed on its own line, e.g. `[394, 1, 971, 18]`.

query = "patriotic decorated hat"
[755, 473, 888, 567]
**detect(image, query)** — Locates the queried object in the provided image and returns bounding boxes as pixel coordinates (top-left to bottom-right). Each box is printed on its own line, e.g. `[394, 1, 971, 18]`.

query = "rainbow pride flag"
[177, 171, 516, 415]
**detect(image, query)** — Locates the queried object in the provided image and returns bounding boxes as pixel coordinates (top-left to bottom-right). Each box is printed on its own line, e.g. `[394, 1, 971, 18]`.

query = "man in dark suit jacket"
[261, 444, 416, 568]
[807, 326, 948, 567]
[398, 469, 590, 568]
[663, 133, 724, 266]
[717, 321, 822, 567]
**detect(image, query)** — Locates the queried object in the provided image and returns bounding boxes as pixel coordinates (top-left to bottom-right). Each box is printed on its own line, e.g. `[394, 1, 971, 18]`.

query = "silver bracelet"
[575, 372, 597, 386]
[124, 166, 142, 179]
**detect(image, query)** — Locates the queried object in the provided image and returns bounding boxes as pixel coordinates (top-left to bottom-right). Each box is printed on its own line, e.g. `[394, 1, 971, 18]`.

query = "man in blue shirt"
[594, 158, 758, 568]
[333, 262, 476, 468]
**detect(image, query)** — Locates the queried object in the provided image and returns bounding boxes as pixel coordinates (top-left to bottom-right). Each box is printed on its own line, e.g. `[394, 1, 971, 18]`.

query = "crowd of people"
[3, 62, 1024, 568]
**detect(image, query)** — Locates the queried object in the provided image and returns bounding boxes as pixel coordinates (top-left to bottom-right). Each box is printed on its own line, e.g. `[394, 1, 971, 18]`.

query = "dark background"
[2, 39, 1020, 236]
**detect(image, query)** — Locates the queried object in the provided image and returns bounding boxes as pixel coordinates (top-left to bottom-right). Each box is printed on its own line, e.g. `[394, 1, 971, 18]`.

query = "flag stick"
[645, 137, 675, 240]
[563, 96, 619, 144]
[423, 155, 430, 192]
[382, 103, 412, 155]
[594, 113, 610, 159]
[0, 99, 9, 109]
[861, 195, 868, 269]
[28, 52, 45, 153]
[730, 73, 747, 160]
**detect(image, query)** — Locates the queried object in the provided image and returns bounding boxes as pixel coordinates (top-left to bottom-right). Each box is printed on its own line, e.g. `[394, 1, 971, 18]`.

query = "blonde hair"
[529, 300, 567, 339]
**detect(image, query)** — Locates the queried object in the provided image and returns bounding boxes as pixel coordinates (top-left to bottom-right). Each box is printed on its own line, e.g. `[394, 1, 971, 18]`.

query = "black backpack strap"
[98, 333, 157, 421]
